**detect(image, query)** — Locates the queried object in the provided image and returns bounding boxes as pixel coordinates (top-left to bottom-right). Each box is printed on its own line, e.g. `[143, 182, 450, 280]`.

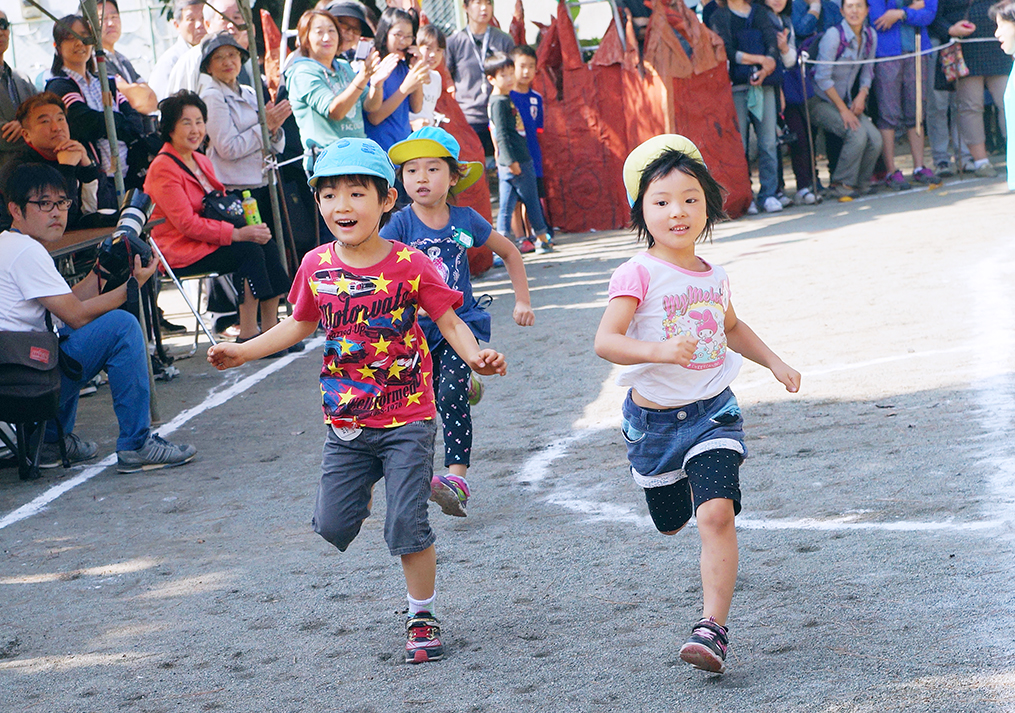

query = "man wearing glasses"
[0, 10, 38, 164]
[0, 163, 197, 473]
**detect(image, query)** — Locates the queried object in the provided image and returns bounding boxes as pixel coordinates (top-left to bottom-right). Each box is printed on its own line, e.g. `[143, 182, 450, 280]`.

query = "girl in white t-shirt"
[409, 24, 446, 130]
[594, 135, 801, 675]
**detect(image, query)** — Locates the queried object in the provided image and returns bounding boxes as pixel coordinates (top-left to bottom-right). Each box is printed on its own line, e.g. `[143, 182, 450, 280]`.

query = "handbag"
[940, 41, 970, 82]
[162, 153, 247, 229]
[0, 317, 62, 420]
[940, 0, 975, 83]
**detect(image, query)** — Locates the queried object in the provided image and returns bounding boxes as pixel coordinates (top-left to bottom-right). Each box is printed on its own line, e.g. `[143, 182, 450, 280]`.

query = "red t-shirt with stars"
[289, 240, 463, 429]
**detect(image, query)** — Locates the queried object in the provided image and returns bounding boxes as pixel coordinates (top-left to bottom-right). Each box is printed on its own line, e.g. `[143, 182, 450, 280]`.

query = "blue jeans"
[45, 310, 151, 451]
[732, 86, 778, 201]
[496, 160, 549, 239]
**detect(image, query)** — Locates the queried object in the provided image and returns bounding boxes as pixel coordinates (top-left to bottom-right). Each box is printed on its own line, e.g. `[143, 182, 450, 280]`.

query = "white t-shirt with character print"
[607, 252, 742, 407]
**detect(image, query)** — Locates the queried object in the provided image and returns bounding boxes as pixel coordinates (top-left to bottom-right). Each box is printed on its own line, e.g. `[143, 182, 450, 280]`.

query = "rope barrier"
[800, 35, 1000, 65]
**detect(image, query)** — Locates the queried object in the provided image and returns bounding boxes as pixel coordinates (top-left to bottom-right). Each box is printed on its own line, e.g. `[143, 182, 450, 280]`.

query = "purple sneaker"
[429, 474, 470, 517]
[912, 166, 941, 185]
[884, 170, 911, 191]
[679, 617, 729, 673]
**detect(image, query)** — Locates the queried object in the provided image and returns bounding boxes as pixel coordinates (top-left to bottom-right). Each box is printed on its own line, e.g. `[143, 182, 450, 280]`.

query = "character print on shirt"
[417, 234, 463, 289]
[307, 253, 432, 427]
[660, 278, 730, 370]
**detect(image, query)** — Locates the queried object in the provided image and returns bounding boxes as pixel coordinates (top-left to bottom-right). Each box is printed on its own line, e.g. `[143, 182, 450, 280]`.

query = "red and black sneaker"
[678, 617, 729, 673]
[405, 611, 444, 664]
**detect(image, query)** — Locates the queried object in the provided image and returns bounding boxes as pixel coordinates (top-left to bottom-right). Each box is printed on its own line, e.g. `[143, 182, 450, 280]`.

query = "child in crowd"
[207, 137, 506, 664]
[484, 51, 553, 253]
[709, 0, 784, 214]
[508, 44, 551, 246]
[383, 126, 534, 517]
[594, 135, 800, 674]
[409, 24, 447, 131]
[365, 7, 429, 151]
[765, 0, 804, 205]
[869, 0, 940, 189]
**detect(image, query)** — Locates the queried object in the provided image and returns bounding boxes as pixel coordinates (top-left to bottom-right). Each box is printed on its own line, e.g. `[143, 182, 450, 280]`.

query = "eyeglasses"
[27, 198, 72, 213]
[0, 19, 10, 30]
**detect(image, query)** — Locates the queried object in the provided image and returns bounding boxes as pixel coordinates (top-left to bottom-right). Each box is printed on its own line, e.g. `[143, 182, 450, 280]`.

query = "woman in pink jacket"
[144, 91, 292, 347]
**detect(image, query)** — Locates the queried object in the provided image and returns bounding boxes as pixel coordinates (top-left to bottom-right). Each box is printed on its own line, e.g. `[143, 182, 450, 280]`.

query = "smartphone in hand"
[354, 38, 373, 61]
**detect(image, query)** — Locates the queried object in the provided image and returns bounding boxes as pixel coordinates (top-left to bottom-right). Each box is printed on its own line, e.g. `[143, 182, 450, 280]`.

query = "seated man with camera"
[0, 163, 197, 472]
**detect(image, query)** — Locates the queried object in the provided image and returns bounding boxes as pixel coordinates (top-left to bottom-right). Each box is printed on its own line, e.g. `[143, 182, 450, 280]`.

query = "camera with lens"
[96, 189, 155, 291]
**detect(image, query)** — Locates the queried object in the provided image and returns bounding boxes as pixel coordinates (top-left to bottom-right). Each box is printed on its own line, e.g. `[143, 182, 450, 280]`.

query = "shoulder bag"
[161, 153, 247, 228]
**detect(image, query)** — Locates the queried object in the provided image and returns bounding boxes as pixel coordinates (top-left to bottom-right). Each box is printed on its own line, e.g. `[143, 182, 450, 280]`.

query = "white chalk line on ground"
[518, 344, 1015, 534]
[0, 337, 325, 532]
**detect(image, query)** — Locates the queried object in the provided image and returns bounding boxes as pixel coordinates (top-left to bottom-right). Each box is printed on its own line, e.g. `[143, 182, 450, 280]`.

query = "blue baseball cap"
[388, 126, 485, 195]
[308, 137, 396, 189]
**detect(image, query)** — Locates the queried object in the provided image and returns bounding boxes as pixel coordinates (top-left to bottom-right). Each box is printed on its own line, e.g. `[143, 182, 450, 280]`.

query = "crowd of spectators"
[0, 0, 1012, 472]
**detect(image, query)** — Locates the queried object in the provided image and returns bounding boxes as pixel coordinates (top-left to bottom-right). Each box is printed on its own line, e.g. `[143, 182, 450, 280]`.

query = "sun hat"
[325, 1, 374, 38]
[387, 126, 485, 195]
[199, 32, 250, 75]
[622, 134, 706, 205]
[308, 137, 395, 188]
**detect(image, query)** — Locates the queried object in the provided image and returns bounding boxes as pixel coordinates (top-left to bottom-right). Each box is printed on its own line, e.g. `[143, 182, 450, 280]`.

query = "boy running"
[207, 138, 506, 663]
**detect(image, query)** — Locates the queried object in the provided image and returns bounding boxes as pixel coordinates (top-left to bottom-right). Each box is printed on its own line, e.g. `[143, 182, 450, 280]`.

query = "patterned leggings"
[432, 341, 473, 468]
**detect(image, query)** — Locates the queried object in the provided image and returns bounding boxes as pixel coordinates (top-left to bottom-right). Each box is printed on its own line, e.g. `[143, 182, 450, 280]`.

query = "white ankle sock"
[408, 592, 435, 615]
[974, 158, 990, 169]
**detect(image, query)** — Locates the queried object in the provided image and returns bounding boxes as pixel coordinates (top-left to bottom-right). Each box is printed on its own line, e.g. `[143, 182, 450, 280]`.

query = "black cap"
[199, 32, 250, 75]
[325, 1, 374, 38]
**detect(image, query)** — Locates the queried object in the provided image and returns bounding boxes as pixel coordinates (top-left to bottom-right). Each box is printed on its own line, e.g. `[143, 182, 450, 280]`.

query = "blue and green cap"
[308, 137, 396, 189]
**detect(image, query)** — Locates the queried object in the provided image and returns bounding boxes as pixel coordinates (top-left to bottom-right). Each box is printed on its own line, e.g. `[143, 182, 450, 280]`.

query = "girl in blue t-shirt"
[365, 8, 430, 152]
[381, 126, 535, 517]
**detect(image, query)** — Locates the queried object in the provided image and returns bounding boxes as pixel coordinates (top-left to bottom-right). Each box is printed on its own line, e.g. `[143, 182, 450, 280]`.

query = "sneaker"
[679, 617, 729, 673]
[912, 167, 940, 185]
[793, 188, 817, 205]
[491, 254, 504, 268]
[534, 239, 553, 254]
[776, 192, 792, 208]
[39, 433, 98, 469]
[116, 433, 197, 473]
[974, 162, 997, 178]
[827, 184, 859, 201]
[405, 611, 444, 664]
[746, 200, 758, 215]
[467, 373, 484, 406]
[517, 238, 535, 254]
[761, 196, 783, 213]
[429, 473, 469, 517]
[885, 170, 911, 191]
[78, 376, 98, 397]
[935, 161, 954, 178]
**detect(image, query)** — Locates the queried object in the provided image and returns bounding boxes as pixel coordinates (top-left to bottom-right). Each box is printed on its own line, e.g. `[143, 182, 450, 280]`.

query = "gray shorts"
[874, 56, 928, 131]
[312, 419, 438, 557]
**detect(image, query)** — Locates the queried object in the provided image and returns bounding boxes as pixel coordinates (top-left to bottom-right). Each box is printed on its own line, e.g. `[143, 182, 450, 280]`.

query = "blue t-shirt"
[365, 61, 411, 151]
[380, 204, 492, 347]
[509, 89, 544, 177]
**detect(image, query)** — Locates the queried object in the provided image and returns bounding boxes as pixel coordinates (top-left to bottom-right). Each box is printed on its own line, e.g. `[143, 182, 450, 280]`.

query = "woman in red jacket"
[145, 91, 292, 347]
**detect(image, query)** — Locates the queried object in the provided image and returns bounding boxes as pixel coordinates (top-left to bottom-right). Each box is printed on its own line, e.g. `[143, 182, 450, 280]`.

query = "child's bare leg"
[448, 464, 467, 478]
[511, 202, 526, 241]
[907, 126, 925, 167]
[880, 128, 898, 174]
[401, 544, 436, 601]
[696, 497, 738, 626]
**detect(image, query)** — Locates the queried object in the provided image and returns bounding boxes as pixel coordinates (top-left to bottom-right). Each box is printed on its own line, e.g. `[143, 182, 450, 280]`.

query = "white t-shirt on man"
[0, 230, 71, 332]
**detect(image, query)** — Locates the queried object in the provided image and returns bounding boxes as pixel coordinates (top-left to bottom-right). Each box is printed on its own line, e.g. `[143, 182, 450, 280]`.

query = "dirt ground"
[3, 174, 1015, 712]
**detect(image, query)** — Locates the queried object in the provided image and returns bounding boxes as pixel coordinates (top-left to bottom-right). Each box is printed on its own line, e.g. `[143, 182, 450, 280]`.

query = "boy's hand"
[207, 342, 248, 370]
[513, 301, 535, 326]
[771, 359, 801, 393]
[656, 334, 697, 367]
[509, 162, 521, 176]
[469, 348, 506, 376]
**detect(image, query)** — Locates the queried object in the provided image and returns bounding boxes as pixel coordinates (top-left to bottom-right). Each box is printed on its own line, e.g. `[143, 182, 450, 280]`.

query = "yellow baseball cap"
[622, 134, 705, 205]
[388, 126, 485, 195]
